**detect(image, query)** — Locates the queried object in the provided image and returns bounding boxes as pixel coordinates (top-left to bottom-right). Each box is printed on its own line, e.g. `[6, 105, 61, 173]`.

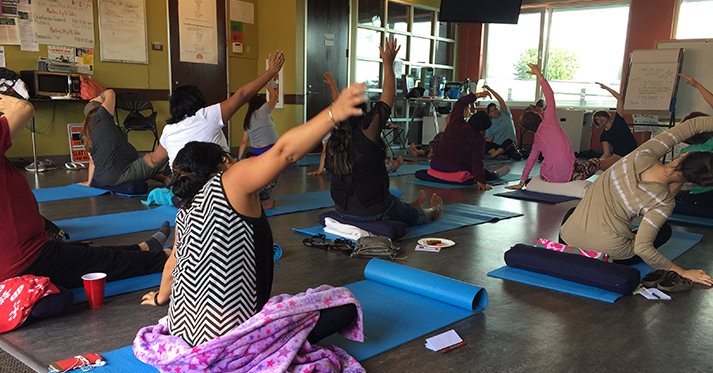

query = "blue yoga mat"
[265, 189, 402, 216]
[55, 205, 179, 242]
[293, 204, 522, 241]
[94, 346, 157, 373]
[319, 259, 487, 360]
[32, 184, 111, 203]
[93, 258, 487, 370]
[388, 164, 428, 177]
[71, 273, 162, 305]
[292, 155, 322, 166]
[494, 190, 579, 204]
[667, 213, 713, 227]
[487, 230, 704, 302]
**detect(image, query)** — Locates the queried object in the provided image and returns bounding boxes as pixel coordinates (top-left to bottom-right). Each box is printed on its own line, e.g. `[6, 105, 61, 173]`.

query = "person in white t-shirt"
[160, 51, 286, 169]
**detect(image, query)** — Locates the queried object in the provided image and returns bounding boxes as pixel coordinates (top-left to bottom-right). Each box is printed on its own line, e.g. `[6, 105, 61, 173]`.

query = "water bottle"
[462, 78, 470, 95]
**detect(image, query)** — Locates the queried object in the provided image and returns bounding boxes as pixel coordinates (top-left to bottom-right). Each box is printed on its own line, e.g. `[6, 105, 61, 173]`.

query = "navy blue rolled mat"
[504, 244, 640, 295]
[494, 190, 579, 204]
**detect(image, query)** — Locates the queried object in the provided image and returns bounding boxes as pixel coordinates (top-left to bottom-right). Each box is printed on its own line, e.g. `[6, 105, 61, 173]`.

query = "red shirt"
[0, 116, 47, 282]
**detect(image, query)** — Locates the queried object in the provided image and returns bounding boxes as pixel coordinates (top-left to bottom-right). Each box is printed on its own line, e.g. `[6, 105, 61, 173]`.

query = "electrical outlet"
[151, 42, 163, 51]
[246, 45, 251, 54]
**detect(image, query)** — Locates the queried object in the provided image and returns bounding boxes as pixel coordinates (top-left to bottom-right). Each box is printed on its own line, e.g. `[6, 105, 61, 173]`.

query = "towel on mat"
[133, 285, 365, 373]
[324, 218, 375, 240]
[426, 169, 474, 183]
[535, 238, 611, 262]
[141, 188, 175, 206]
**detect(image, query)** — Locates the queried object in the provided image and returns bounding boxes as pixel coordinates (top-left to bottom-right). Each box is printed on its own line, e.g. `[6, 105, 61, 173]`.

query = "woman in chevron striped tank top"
[140, 83, 367, 347]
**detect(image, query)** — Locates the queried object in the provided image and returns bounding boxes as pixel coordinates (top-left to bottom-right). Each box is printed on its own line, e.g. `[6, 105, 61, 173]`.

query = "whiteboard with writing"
[623, 48, 683, 115]
[658, 39, 713, 119]
[31, 0, 94, 49]
[98, 0, 148, 64]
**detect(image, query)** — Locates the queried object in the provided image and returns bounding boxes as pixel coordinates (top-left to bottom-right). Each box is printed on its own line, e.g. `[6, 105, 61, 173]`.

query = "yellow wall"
[6, 0, 448, 158]
[6, 0, 171, 158]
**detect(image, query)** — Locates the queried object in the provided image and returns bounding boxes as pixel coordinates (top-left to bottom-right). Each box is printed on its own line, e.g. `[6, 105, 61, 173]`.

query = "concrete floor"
[3, 156, 713, 372]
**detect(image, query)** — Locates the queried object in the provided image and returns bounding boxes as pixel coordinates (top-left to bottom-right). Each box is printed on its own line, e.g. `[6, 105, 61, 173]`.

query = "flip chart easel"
[622, 48, 684, 117]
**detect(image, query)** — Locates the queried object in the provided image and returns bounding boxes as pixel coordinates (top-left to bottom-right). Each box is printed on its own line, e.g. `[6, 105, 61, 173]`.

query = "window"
[677, 0, 713, 39]
[484, 3, 630, 108]
[354, 0, 457, 120]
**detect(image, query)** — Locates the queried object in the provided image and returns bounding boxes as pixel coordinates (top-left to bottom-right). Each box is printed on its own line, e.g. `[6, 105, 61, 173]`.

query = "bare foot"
[392, 156, 404, 171]
[410, 189, 426, 207]
[423, 193, 443, 222]
[386, 156, 393, 166]
[495, 165, 510, 178]
[409, 143, 419, 157]
[260, 198, 277, 210]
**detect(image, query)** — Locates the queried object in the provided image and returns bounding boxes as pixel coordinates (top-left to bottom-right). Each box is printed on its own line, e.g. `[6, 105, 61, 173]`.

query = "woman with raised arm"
[139, 83, 367, 352]
[160, 51, 286, 168]
[80, 89, 171, 187]
[1, 93, 171, 289]
[326, 36, 443, 225]
[560, 115, 713, 286]
[483, 85, 521, 160]
[592, 82, 638, 159]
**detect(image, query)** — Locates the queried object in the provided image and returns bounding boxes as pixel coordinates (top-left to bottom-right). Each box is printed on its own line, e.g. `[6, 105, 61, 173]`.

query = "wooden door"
[305, 0, 350, 121]
[168, 0, 228, 109]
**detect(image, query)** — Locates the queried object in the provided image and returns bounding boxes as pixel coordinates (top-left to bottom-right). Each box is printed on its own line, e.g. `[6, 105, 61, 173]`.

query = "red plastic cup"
[82, 272, 107, 308]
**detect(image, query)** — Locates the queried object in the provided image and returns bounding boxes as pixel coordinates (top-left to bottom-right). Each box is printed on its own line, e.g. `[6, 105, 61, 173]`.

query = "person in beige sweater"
[560, 116, 713, 285]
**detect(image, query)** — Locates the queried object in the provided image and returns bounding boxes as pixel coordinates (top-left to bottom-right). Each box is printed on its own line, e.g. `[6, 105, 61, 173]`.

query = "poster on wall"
[75, 48, 93, 74]
[179, 0, 218, 65]
[31, 0, 94, 49]
[18, 0, 38, 52]
[2, 0, 18, 17]
[48, 45, 75, 63]
[0, 17, 21, 45]
[266, 58, 284, 109]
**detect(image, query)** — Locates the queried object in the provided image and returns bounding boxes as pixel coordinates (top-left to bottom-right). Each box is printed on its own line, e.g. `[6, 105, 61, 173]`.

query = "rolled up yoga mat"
[319, 258, 487, 360]
[504, 244, 641, 295]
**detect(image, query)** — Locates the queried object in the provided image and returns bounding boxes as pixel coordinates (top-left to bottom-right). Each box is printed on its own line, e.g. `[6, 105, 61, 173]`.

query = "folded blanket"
[427, 169, 474, 183]
[133, 285, 364, 373]
[324, 217, 375, 241]
[535, 238, 610, 262]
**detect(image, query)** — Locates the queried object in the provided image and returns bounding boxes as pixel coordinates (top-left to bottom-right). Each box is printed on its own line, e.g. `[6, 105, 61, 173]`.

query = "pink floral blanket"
[133, 285, 365, 373]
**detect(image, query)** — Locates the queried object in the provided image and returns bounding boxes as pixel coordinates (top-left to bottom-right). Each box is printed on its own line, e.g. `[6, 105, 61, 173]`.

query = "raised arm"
[379, 36, 400, 109]
[527, 63, 559, 123]
[265, 84, 278, 111]
[220, 51, 285, 123]
[680, 74, 713, 110]
[223, 83, 367, 215]
[324, 72, 340, 102]
[596, 82, 623, 117]
[483, 85, 507, 112]
[362, 36, 400, 142]
[0, 93, 34, 139]
[640, 116, 713, 160]
[95, 89, 116, 116]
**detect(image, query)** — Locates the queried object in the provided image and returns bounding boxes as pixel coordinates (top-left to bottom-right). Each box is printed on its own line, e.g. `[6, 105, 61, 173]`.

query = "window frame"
[353, 0, 458, 120]
[483, 2, 631, 109]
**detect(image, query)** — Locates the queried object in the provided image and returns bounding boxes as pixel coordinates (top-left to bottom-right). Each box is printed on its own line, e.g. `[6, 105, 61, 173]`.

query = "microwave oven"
[20, 71, 82, 98]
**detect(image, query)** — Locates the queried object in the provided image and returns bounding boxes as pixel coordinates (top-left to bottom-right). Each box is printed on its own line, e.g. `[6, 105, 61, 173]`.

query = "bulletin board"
[622, 48, 684, 115]
[98, 0, 149, 64]
[658, 39, 713, 119]
[31, 0, 94, 49]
